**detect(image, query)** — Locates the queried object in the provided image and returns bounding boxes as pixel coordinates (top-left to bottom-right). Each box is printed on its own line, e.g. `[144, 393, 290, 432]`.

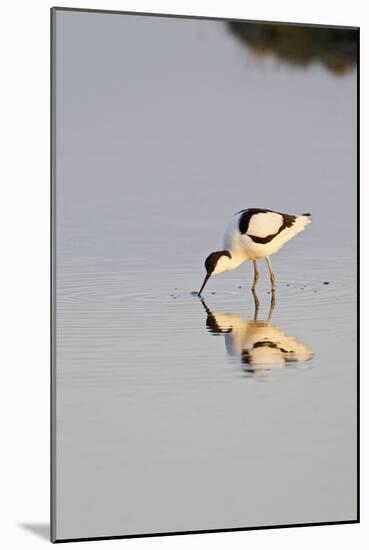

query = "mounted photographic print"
[51, 7, 359, 542]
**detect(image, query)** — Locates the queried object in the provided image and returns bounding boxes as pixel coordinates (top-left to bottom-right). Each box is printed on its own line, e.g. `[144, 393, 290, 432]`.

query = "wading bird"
[198, 208, 311, 295]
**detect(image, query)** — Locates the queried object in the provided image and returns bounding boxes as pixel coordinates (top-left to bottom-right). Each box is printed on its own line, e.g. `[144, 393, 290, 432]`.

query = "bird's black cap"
[205, 250, 232, 275]
[198, 250, 231, 296]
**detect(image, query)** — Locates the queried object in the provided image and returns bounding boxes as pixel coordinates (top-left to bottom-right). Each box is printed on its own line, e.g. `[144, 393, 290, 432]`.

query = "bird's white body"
[212, 209, 311, 275]
[225, 210, 311, 261]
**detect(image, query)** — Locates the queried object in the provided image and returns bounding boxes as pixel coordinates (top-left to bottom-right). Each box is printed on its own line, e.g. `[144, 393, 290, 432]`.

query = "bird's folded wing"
[247, 212, 285, 238]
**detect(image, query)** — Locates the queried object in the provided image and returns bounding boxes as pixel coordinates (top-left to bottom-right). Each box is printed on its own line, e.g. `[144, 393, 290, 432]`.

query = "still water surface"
[55, 11, 357, 539]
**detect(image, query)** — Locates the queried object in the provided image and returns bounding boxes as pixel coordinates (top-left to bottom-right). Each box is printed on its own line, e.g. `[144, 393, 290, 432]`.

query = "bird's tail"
[297, 213, 312, 231]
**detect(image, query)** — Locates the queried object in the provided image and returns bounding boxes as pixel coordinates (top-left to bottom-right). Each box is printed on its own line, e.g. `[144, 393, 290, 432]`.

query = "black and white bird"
[198, 208, 311, 295]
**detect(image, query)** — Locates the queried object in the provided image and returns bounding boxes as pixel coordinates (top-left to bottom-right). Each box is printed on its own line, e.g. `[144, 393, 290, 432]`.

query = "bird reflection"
[200, 291, 313, 376]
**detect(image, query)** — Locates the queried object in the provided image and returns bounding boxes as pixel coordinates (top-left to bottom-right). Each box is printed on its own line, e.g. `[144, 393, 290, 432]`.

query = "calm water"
[54, 11, 357, 540]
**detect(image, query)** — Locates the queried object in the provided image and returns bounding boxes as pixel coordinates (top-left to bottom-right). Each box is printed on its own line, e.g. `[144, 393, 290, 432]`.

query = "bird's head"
[198, 250, 232, 295]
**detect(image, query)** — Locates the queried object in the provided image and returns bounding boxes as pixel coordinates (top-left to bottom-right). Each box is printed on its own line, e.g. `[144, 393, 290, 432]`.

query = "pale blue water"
[54, 10, 357, 540]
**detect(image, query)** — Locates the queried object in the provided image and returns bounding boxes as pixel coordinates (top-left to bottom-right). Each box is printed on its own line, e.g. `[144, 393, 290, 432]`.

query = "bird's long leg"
[252, 260, 259, 291]
[251, 289, 260, 321]
[267, 289, 276, 323]
[266, 257, 276, 292]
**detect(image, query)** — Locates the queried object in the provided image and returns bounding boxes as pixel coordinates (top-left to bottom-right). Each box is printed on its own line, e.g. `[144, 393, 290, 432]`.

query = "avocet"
[198, 208, 311, 295]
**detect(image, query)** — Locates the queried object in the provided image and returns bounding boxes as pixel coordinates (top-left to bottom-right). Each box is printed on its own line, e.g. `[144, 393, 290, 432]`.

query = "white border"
[1, 1, 366, 548]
